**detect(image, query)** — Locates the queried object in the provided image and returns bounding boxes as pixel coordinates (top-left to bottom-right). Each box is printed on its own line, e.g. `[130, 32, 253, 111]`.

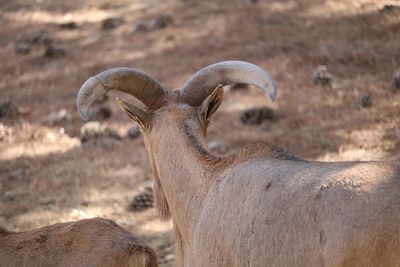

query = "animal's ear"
[200, 84, 224, 123]
[116, 97, 149, 129]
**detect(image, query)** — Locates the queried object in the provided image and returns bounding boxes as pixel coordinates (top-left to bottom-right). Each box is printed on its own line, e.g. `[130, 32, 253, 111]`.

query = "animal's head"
[77, 61, 277, 219]
[77, 61, 277, 144]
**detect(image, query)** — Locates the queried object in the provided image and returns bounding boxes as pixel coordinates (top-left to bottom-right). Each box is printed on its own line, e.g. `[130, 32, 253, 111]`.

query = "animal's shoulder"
[239, 142, 303, 162]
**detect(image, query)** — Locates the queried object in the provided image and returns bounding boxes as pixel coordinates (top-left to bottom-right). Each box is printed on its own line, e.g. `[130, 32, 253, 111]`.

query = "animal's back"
[191, 159, 400, 267]
[0, 218, 158, 267]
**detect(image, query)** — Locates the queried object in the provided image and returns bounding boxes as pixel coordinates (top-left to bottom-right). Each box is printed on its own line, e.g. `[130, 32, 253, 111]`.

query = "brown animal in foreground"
[0, 218, 158, 267]
[77, 61, 400, 267]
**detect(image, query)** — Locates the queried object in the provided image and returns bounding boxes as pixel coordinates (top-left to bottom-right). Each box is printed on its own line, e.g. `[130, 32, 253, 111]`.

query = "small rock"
[102, 17, 123, 30]
[150, 15, 173, 30]
[15, 30, 53, 55]
[59, 22, 78, 30]
[133, 15, 173, 33]
[30, 30, 52, 45]
[129, 186, 153, 211]
[352, 93, 372, 109]
[44, 45, 66, 58]
[127, 125, 141, 139]
[47, 109, 71, 125]
[0, 99, 17, 118]
[80, 201, 91, 207]
[133, 21, 149, 32]
[80, 121, 120, 146]
[380, 4, 400, 13]
[391, 70, 400, 91]
[14, 41, 31, 54]
[312, 65, 333, 87]
[208, 141, 226, 154]
[230, 83, 249, 91]
[241, 0, 260, 4]
[240, 107, 276, 125]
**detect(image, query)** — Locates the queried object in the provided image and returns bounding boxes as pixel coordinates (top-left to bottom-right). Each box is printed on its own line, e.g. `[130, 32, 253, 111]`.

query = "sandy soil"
[1, 0, 400, 265]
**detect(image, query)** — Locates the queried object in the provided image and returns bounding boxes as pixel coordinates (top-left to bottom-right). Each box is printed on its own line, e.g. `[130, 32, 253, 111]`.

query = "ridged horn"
[77, 67, 166, 121]
[180, 61, 277, 106]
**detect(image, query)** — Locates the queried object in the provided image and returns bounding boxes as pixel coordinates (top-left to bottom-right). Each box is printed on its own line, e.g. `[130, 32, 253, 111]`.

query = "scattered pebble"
[59, 22, 78, 30]
[379, 4, 400, 13]
[241, 0, 260, 4]
[352, 93, 372, 109]
[80, 201, 91, 207]
[102, 17, 123, 30]
[14, 41, 31, 54]
[133, 15, 173, 33]
[312, 65, 333, 87]
[0, 99, 17, 118]
[47, 109, 71, 125]
[391, 70, 400, 91]
[44, 45, 66, 58]
[150, 15, 173, 29]
[133, 21, 149, 32]
[208, 141, 226, 154]
[14, 31, 54, 55]
[80, 121, 120, 146]
[127, 125, 141, 139]
[230, 83, 249, 91]
[30, 30, 52, 45]
[240, 107, 276, 125]
[129, 186, 153, 211]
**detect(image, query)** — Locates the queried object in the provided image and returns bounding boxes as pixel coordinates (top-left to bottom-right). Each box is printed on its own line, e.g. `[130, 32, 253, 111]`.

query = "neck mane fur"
[151, 120, 303, 219]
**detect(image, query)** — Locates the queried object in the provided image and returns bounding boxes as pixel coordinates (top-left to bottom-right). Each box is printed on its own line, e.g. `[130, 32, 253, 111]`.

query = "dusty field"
[1, 0, 400, 265]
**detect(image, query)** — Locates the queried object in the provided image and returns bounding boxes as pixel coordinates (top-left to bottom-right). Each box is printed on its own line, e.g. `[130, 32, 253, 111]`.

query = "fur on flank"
[0, 218, 159, 267]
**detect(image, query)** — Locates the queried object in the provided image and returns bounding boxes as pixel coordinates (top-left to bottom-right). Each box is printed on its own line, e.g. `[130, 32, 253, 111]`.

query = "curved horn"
[180, 61, 277, 106]
[77, 67, 166, 121]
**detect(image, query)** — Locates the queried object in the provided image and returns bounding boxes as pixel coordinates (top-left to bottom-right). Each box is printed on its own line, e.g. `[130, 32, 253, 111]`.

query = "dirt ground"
[1, 0, 400, 265]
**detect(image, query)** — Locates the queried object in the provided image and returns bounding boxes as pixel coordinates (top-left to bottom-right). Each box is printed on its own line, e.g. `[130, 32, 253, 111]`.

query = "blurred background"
[1, 0, 399, 265]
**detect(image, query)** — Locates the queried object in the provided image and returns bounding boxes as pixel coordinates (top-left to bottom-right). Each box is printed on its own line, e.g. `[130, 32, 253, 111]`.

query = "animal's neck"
[147, 122, 221, 257]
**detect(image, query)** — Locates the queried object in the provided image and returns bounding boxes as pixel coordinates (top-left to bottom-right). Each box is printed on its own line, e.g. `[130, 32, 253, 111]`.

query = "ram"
[77, 61, 400, 267]
[0, 218, 158, 267]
